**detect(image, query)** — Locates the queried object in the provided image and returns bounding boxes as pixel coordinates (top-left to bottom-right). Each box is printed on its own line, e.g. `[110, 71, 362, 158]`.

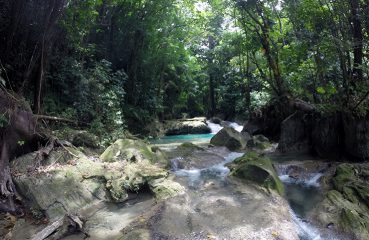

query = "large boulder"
[242, 121, 261, 135]
[11, 140, 182, 220]
[12, 149, 111, 220]
[210, 117, 222, 124]
[314, 163, 369, 239]
[277, 112, 310, 153]
[72, 130, 99, 148]
[53, 128, 100, 149]
[149, 178, 185, 200]
[311, 113, 342, 158]
[168, 142, 229, 170]
[100, 139, 167, 166]
[227, 152, 284, 195]
[343, 115, 369, 159]
[210, 127, 249, 151]
[119, 176, 297, 240]
[165, 117, 211, 135]
[277, 110, 344, 158]
[247, 134, 272, 151]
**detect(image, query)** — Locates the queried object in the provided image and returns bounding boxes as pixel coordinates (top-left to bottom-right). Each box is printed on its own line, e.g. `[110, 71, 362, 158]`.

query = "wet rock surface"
[210, 127, 248, 151]
[314, 163, 369, 240]
[343, 115, 369, 159]
[167, 143, 231, 170]
[8, 139, 182, 239]
[227, 152, 284, 195]
[119, 179, 298, 240]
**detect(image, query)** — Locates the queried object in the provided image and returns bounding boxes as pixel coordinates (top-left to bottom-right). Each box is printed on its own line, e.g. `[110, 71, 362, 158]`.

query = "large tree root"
[0, 167, 18, 214]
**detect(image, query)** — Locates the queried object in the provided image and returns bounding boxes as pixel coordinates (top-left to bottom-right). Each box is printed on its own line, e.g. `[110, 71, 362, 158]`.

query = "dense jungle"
[1, 0, 369, 239]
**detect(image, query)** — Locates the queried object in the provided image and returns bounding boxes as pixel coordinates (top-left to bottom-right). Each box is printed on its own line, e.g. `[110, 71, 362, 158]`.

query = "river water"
[150, 121, 348, 240]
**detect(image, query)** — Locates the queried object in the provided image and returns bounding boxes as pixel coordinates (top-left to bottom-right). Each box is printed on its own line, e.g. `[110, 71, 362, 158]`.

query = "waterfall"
[206, 121, 243, 134]
[229, 122, 243, 132]
[206, 121, 223, 134]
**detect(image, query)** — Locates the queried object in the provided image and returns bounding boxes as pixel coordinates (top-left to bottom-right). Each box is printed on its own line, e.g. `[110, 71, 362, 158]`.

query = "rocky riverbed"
[1, 120, 368, 240]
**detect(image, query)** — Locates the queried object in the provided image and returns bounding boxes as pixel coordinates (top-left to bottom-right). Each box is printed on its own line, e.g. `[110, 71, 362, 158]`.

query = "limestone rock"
[247, 134, 271, 150]
[11, 140, 177, 220]
[311, 113, 341, 158]
[343, 115, 369, 159]
[169, 143, 229, 170]
[277, 112, 309, 153]
[314, 163, 369, 239]
[148, 178, 185, 200]
[227, 152, 284, 195]
[165, 117, 211, 135]
[210, 127, 247, 151]
[72, 131, 99, 149]
[100, 139, 167, 165]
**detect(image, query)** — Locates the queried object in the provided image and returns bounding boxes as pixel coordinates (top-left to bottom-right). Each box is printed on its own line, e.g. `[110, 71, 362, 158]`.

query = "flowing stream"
[151, 121, 348, 240]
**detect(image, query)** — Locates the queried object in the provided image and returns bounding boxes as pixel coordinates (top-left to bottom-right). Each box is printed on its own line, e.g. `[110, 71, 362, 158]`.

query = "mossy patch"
[210, 127, 247, 151]
[100, 139, 167, 165]
[315, 163, 369, 240]
[227, 152, 284, 195]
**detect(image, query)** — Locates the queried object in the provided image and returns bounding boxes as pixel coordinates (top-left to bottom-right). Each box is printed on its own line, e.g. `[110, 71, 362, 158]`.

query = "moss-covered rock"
[343, 115, 369, 159]
[100, 139, 167, 165]
[149, 178, 185, 200]
[210, 117, 222, 124]
[11, 140, 180, 220]
[247, 134, 272, 150]
[314, 163, 369, 240]
[72, 131, 99, 148]
[227, 152, 284, 195]
[53, 128, 100, 149]
[210, 127, 247, 151]
[12, 149, 109, 220]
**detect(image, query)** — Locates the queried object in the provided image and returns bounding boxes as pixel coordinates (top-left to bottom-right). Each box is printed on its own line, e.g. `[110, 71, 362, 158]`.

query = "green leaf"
[316, 87, 326, 94]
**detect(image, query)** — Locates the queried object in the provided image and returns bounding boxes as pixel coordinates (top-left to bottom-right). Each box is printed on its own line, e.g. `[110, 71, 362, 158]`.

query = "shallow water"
[173, 152, 244, 188]
[149, 134, 213, 150]
[150, 121, 243, 150]
[154, 133, 347, 240]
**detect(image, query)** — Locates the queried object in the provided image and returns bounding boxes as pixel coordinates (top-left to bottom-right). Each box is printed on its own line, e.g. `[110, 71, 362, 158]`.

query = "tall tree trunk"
[349, 0, 363, 82]
[34, 40, 46, 114]
[126, 30, 143, 106]
[208, 36, 216, 117]
[258, 19, 285, 97]
[209, 74, 216, 117]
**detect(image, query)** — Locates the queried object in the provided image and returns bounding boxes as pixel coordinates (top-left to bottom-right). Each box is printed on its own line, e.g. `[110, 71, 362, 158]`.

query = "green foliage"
[2, 0, 369, 137]
[0, 113, 9, 128]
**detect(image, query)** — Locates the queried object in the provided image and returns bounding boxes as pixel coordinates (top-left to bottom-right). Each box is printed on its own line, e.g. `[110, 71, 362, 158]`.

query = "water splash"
[172, 152, 244, 186]
[279, 173, 323, 187]
[206, 121, 243, 134]
[229, 122, 243, 132]
[206, 121, 223, 134]
[290, 210, 322, 240]
[305, 173, 324, 187]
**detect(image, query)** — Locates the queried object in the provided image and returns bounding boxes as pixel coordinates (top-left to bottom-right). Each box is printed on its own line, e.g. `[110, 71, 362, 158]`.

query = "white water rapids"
[206, 120, 243, 134]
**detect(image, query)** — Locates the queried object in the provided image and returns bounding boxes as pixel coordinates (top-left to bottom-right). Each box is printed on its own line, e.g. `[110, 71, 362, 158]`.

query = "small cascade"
[206, 120, 243, 134]
[305, 173, 324, 187]
[274, 162, 343, 240]
[275, 162, 324, 187]
[170, 157, 183, 171]
[279, 172, 323, 187]
[290, 210, 322, 240]
[206, 121, 223, 134]
[171, 152, 243, 187]
[229, 122, 243, 132]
